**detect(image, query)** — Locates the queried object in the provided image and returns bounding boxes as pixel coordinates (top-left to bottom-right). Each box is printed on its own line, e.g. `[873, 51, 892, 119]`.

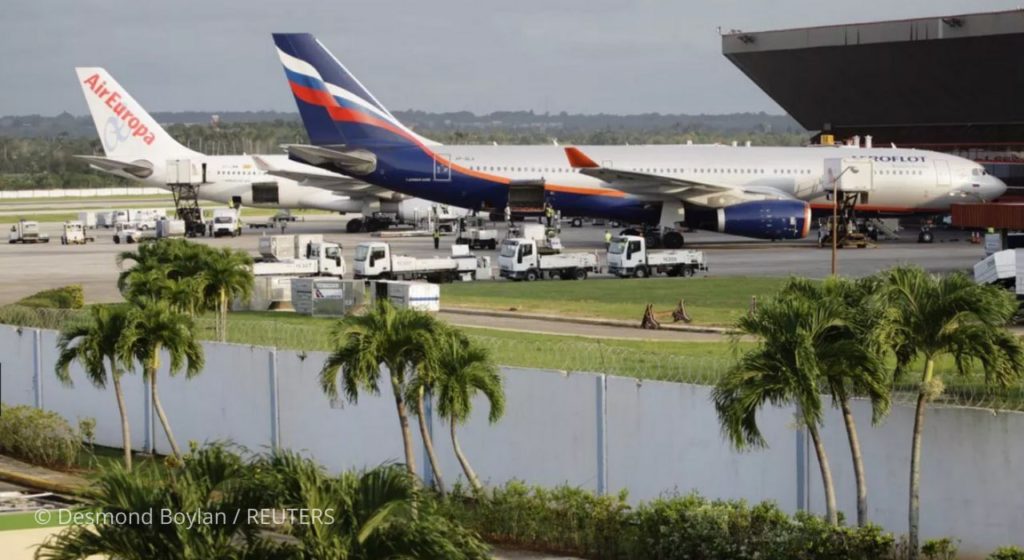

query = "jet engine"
[685, 200, 811, 240]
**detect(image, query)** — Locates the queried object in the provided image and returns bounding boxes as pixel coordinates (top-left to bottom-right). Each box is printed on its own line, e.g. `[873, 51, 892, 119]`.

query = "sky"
[2, 0, 1018, 117]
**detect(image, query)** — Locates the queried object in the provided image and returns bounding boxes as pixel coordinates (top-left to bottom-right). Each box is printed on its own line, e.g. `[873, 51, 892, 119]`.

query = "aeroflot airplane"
[74, 67, 450, 232]
[270, 33, 1006, 247]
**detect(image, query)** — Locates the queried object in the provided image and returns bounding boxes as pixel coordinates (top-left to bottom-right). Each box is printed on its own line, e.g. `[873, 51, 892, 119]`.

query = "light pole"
[830, 166, 860, 276]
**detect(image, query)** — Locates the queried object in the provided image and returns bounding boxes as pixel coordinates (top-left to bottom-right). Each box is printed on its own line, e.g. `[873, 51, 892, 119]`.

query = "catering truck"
[606, 235, 707, 278]
[252, 234, 345, 278]
[497, 238, 598, 281]
[353, 241, 489, 282]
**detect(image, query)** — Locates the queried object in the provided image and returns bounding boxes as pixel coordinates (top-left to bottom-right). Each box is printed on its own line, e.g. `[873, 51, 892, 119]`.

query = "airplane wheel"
[346, 218, 364, 234]
[918, 231, 934, 244]
[663, 231, 684, 249]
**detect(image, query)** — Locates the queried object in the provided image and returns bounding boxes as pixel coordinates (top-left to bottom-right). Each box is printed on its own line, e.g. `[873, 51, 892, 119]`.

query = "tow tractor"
[60, 221, 95, 245]
[497, 237, 599, 281]
[454, 216, 498, 250]
[607, 235, 706, 278]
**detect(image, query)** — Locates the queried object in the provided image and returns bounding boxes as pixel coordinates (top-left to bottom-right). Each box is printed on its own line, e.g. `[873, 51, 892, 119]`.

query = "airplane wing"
[564, 147, 795, 208]
[74, 155, 154, 178]
[252, 156, 404, 201]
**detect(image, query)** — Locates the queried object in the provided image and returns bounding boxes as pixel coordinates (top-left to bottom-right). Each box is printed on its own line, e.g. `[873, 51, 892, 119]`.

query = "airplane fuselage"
[356, 144, 1003, 225]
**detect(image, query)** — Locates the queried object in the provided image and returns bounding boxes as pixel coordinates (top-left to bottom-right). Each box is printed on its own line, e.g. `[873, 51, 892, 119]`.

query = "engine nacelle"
[686, 200, 811, 240]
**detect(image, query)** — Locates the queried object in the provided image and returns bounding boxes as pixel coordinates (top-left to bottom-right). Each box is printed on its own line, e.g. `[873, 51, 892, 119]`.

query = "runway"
[0, 214, 985, 309]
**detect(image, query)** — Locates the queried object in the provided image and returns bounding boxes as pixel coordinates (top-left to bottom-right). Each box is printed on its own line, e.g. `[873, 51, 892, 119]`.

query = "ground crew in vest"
[604, 229, 612, 248]
[433, 228, 441, 250]
[544, 203, 555, 228]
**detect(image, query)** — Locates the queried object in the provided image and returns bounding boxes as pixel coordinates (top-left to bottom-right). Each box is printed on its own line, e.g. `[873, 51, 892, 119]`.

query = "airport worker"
[544, 202, 555, 227]
[604, 229, 612, 248]
[433, 228, 441, 250]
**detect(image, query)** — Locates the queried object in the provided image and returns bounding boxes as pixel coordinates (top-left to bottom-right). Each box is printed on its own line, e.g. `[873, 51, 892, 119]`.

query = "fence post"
[596, 374, 608, 496]
[33, 329, 43, 409]
[269, 349, 281, 452]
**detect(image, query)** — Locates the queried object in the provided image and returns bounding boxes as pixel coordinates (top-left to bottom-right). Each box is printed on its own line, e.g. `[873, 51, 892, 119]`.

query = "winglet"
[251, 155, 275, 172]
[564, 147, 599, 168]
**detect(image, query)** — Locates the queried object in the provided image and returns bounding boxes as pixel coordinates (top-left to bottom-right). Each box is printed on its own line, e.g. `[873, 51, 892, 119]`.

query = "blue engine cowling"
[685, 200, 811, 240]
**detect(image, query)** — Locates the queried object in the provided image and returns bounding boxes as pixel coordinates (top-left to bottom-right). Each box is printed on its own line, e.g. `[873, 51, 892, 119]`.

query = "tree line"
[0, 114, 808, 189]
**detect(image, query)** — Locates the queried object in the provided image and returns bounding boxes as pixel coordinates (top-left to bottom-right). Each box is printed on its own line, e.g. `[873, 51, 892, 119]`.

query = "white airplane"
[271, 33, 1007, 247]
[74, 67, 456, 233]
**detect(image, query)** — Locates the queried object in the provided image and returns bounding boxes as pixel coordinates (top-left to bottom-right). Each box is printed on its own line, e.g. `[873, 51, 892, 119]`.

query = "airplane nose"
[984, 175, 1007, 201]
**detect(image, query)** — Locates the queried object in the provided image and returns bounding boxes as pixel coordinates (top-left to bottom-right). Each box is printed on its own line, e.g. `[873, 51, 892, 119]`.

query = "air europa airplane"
[75, 67, 456, 233]
[271, 33, 1006, 248]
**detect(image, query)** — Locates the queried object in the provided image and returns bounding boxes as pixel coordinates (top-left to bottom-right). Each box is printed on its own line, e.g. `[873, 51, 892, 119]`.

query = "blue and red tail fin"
[272, 33, 436, 149]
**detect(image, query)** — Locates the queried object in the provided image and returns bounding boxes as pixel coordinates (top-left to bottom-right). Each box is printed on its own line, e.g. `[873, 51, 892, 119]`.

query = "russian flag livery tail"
[272, 33, 435, 149]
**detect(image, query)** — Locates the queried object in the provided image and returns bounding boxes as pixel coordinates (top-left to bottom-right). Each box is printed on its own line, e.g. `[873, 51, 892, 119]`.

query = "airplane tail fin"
[75, 67, 198, 159]
[271, 33, 438, 149]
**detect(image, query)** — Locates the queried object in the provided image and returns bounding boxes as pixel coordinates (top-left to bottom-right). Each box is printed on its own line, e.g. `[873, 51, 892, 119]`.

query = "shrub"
[16, 285, 84, 309]
[0, 403, 82, 469]
[921, 537, 958, 560]
[990, 547, 1024, 560]
[443, 482, 897, 560]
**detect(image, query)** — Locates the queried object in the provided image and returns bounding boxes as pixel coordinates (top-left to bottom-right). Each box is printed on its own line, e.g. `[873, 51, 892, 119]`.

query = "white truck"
[210, 208, 241, 238]
[112, 208, 165, 231]
[8, 220, 50, 244]
[77, 211, 97, 229]
[607, 235, 707, 278]
[353, 241, 489, 282]
[253, 234, 345, 278]
[497, 238, 598, 281]
[60, 221, 94, 245]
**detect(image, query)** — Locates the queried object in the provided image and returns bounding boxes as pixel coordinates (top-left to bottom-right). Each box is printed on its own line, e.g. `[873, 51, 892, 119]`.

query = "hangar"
[722, 9, 1024, 194]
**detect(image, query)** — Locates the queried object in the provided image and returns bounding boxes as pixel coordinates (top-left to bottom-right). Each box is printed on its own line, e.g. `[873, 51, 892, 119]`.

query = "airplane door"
[934, 160, 951, 186]
[433, 154, 452, 182]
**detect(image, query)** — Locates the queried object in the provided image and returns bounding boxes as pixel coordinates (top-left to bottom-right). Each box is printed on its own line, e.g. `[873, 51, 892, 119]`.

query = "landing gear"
[620, 227, 684, 248]
[917, 227, 934, 244]
[818, 192, 869, 248]
[346, 218, 364, 234]
[662, 231, 685, 249]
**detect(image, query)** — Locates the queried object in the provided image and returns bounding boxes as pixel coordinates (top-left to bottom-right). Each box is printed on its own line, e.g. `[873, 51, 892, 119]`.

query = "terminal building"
[722, 9, 1024, 195]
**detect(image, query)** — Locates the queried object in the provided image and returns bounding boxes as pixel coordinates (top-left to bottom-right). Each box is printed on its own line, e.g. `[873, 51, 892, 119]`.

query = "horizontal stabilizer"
[74, 155, 154, 178]
[284, 144, 377, 175]
[253, 155, 402, 201]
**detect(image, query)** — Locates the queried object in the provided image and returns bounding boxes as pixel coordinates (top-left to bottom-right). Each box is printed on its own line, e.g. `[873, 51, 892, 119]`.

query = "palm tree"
[780, 277, 892, 526]
[712, 295, 847, 525]
[416, 327, 505, 492]
[55, 306, 135, 471]
[198, 247, 253, 341]
[878, 266, 1024, 558]
[319, 299, 437, 480]
[119, 300, 204, 458]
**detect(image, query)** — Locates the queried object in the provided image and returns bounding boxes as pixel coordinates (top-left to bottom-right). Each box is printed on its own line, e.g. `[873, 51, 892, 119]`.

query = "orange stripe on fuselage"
[809, 203, 946, 213]
[545, 184, 626, 198]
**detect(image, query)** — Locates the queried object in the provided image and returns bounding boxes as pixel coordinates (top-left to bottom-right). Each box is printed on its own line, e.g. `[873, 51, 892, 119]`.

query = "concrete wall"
[2, 325, 1023, 555]
[0, 325, 38, 407]
[0, 187, 165, 199]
